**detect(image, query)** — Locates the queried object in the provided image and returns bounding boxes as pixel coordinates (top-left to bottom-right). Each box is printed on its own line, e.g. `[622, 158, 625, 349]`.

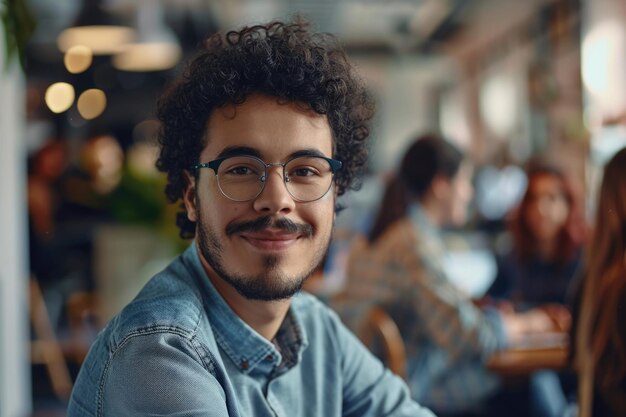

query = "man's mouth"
[226, 215, 313, 238]
[239, 230, 301, 251]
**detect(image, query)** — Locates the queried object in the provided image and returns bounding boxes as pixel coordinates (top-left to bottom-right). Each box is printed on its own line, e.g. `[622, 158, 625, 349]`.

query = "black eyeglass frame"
[190, 155, 343, 202]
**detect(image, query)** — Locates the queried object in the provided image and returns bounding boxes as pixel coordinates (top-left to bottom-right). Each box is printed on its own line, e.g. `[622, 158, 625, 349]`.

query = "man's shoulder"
[69, 258, 218, 417]
[106, 263, 208, 346]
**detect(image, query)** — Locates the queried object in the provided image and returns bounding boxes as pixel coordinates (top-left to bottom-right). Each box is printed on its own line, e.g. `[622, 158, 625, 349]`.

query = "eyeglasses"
[191, 155, 342, 202]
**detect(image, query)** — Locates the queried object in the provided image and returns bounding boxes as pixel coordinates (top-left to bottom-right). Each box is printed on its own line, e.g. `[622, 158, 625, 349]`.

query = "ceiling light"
[112, 1, 181, 72]
[113, 42, 181, 72]
[58, 26, 135, 55]
[57, 0, 135, 55]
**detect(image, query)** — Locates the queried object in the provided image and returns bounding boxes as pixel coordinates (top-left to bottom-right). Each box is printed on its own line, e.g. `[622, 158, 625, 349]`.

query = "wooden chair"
[29, 278, 73, 400]
[359, 306, 408, 380]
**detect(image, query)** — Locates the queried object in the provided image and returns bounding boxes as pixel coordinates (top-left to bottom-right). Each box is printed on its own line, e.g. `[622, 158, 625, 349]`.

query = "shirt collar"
[182, 243, 307, 374]
[408, 202, 439, 237]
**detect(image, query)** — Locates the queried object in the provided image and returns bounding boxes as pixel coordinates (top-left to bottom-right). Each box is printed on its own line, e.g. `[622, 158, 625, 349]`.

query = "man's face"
[183, 94, 336, 301]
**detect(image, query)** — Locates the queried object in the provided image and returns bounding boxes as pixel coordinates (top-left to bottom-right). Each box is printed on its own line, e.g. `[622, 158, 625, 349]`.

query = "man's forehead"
[211, 94, 326, 122]
[201, 94, 334, 158]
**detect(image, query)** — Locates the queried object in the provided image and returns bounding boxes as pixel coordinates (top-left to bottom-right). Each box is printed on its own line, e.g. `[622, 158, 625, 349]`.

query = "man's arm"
[101, 332, 231, 417]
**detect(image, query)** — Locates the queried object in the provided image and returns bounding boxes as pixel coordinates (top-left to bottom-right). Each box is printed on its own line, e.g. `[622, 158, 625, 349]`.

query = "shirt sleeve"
[326, 309, 435, 417]
[101, 331, 230, 417]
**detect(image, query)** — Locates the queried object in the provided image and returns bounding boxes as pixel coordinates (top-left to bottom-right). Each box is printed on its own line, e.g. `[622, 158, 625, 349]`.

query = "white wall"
[0, 19, 32, 417]
[353, 55, 442, 173]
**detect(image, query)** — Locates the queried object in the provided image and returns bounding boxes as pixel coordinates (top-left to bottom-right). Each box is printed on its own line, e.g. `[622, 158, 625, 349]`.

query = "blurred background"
[2, 0, 626, 415]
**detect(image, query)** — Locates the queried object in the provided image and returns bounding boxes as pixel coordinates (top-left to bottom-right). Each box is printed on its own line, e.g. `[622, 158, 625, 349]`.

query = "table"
[487, 332, 569, 376]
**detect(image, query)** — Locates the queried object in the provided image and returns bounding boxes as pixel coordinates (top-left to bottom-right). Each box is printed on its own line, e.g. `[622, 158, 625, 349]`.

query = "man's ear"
[182, 171, 198, 222]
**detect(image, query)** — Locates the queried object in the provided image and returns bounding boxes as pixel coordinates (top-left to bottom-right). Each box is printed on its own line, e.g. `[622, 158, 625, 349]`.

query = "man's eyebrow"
[289, 149, 329, 159]
[216, 147, 330, 160]
[216, 146, 261, 159]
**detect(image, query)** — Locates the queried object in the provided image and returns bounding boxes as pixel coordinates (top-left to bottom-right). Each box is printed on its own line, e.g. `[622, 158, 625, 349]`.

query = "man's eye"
[292, 167, 319, 177]
[225, 166, 257, 176]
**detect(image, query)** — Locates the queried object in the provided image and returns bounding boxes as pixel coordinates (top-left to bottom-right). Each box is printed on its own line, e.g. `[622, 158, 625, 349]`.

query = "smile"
[239, 231, 301, 251]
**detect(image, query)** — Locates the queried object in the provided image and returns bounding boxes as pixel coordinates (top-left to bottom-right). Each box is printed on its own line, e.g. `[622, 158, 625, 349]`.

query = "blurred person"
[28, 140, 96, 323]
[331, 134, 566, 417]
[68, 19, 435, 417]
[28, 140, 67, 240]
[28, 140, 71, 326]
[484, 164, 585, 417]
[571, 146, 626, 417]
[487, 164, 586, 309]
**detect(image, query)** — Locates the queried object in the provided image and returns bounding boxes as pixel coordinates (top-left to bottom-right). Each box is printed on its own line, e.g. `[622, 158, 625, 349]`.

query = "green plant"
[1, 0, 36, 70]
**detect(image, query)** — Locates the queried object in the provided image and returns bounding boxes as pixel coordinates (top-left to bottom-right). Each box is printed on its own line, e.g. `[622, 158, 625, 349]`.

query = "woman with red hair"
[486, 164, 586, 417]
[488, 164, 587, 308]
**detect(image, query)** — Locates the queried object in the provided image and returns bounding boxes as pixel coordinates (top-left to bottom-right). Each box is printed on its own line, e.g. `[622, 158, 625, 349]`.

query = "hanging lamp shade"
[112, 1, 181, 72]
[57, 0, 136, 55]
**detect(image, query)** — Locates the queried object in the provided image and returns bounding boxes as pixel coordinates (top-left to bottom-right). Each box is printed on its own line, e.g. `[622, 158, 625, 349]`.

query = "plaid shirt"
[331, 203, 508, 413]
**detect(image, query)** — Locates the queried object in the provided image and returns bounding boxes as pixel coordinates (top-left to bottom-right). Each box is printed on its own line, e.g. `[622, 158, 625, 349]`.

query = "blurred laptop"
[442, 249, 497, 299]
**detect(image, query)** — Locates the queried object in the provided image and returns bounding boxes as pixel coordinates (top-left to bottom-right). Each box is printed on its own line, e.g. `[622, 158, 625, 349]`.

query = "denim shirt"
[68, 243, 434, 417]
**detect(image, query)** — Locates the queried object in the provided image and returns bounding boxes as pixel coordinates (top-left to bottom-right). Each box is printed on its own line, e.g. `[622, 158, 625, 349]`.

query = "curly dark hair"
[156, 18, 375, 239]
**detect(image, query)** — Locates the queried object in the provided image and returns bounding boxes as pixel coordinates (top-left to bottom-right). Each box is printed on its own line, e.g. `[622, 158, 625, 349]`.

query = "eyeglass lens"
[215, 156, 334, 202]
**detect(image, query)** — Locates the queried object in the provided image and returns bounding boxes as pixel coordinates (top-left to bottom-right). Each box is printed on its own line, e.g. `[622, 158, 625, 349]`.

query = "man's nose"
[252, 167, 296, 214]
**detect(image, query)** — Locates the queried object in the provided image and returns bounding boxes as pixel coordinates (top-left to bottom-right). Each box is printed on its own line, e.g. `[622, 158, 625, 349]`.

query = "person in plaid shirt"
[332, 134, 567, 416]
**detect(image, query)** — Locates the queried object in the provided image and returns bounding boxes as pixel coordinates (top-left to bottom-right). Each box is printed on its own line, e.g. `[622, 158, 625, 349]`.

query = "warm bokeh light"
[57, 26, 135, 55]
[112, 43, 182, 72]
[64, 45, 93, 74]
[132, 119, 160, 143]
[81, 135, 124, 194]
[44, 82, 75, 113]
[77, 89, 107, 120]
[127, 142, 159, 178]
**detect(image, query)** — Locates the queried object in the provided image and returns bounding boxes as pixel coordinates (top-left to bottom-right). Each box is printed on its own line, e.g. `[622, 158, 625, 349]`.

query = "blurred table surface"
[487, 332, 569, 376]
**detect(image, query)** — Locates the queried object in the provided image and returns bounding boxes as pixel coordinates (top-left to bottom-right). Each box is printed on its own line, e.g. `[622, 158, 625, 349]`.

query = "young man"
[68, 20, 434, 417]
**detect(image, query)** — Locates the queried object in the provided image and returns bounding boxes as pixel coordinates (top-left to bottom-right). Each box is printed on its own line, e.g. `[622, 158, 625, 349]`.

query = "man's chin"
[229, 275, 305, 301]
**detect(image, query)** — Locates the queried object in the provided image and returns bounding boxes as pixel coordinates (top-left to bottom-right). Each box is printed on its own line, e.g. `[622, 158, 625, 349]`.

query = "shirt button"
[265, 354, 273, 361]
[240, 359, 249, 370]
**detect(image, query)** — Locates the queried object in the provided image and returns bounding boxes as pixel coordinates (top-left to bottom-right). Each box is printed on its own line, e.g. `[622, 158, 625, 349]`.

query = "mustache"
[225, 216, 313, 238]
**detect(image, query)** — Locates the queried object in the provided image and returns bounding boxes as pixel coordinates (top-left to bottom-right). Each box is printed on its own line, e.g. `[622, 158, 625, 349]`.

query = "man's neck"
[198, 252, 291, 341]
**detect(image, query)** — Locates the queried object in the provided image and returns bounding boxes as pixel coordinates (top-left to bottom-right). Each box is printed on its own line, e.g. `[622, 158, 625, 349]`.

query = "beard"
[196, 214, 331, 301]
